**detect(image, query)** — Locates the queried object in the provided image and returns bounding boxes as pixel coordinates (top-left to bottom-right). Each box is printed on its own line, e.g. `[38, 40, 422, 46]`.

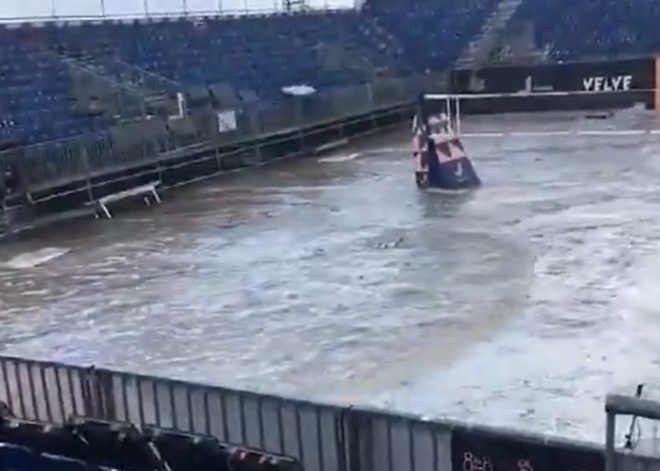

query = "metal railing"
[0, 73, 445, 193]
[0, 1, 349, 23]
[0, 355, 454, 471]
[1, 355, 659, 471]
[81, 57, 182, 98]
[61, 55, 149, 119]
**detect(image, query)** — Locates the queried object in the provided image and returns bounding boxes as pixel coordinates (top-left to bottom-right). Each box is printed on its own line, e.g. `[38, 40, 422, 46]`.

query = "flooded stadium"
[2, 110, 660, 442]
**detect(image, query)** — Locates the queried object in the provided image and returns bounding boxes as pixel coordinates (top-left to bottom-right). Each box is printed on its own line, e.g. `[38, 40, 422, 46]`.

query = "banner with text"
[450, 57, 654, 95]
[450, 427, 604, 471]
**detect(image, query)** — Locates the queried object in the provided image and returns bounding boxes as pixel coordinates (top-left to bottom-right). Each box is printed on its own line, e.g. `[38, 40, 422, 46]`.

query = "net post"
[445, 95, 451, 125]
[655, 57, 660, 112]
[454, 96, 462, 136]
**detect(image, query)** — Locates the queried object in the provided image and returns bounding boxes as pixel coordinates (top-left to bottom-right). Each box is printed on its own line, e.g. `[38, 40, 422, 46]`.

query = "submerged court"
[1, 111, 660, 441]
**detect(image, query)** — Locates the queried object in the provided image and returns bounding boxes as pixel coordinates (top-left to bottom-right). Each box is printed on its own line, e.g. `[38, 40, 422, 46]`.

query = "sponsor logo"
[583, 75, 632, 92]
[455, 162, 464, 178]
[468, 74, 485, 92]
[522, 76, 553, 93]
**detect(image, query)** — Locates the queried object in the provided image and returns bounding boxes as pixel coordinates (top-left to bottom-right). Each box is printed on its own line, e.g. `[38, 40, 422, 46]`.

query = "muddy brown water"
[3, 113, 660, 440]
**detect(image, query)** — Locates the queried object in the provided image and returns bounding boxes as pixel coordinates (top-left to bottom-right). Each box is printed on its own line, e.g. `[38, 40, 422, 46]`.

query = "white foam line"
[318, 152, 361, 163]
[511, 131, 572, 137]
[315, 139, 349, 153]
[463, 132, 505, 137]
[461, 129, 660, 138]
[3, 247, 71, 269]
[372, 147, 411, 153]
[577, 130, 645, 136]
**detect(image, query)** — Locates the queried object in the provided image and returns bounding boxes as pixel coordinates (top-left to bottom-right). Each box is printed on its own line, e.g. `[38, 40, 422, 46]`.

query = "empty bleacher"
[0, 0, 502, 150]
[0, 9, 417, 147]
[506, 0, 660, 61]
[4, 0, 660, 150]
[363, 0, 500, 72]
[38, 13, 395, 94]
[0, 29, 112, 145]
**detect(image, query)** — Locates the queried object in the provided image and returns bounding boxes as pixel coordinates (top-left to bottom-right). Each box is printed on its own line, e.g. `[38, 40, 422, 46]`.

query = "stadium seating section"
[0, 28, 113, 144]
[3, 0, 658, 145]
[0, 0, 499, 146]
[513, 0, 660, 61]
[364, 0, 499, 72]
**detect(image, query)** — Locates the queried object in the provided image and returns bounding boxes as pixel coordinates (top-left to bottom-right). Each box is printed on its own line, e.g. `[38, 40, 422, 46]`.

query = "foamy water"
[3, 247, 71, 269]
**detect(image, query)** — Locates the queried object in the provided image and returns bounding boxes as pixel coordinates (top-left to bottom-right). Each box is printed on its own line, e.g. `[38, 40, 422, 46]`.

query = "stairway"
[362, 17, 413, 74]
[454, 0, 524, 69]
[57, 54, 149, 120]
[283, 0, 308, 11]
[316, 41, 375, 78]
[77, 57, 183, 118]
[0, 202, 10, 240]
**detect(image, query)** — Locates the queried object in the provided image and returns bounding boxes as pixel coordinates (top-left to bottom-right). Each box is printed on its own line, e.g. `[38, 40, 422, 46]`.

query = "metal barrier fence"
[0, 356, 452, 471]
[0, 1, 345, 22]
[1, 355, 659, 471]
[83, 57, 182, 98]
[0, 73, 443, 193]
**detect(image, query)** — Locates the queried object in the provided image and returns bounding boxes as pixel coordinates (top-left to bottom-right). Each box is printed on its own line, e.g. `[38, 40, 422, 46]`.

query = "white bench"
[94, 181, 162, 219]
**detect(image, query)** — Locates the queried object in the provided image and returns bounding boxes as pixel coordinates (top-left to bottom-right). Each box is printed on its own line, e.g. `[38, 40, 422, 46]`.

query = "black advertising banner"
[530, 58, 653, 93]
[449, 57, 655, 95]
[451, 427, 604, 471]
[450, 67, 529, 94]
[546, 441, 604, 471]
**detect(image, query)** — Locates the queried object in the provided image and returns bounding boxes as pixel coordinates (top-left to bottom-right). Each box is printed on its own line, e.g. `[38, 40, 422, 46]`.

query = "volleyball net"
[418, 90, 658, 138]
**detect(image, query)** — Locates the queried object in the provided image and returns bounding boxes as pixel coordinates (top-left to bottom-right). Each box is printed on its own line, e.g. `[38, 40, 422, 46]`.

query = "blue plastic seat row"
[513, 0, 660, 59]
[0, 3, 490, 145]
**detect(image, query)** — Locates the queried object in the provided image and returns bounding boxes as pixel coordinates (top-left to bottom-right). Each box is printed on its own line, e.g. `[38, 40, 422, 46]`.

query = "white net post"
[453, 95, 462, 136]
[424, 93, 463, 136]
[423, 90, 660, 138]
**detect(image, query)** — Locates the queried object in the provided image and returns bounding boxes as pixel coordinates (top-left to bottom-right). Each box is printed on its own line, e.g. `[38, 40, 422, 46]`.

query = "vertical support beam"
[455, 96, 462, 136]
[444, 96, 451, 121]
[337, 407, 373, 471]
[654, 57, 660, 112]
[605, 410, 617, 471]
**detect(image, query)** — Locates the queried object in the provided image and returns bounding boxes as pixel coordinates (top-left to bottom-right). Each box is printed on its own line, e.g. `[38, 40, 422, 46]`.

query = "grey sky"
[0, 0, 353, 20]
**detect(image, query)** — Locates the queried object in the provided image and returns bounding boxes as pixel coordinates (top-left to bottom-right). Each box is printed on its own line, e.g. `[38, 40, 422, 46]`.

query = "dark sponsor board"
[449, 58, 655, 113]
[451, 58, 653, 93]
[451, 426, 604, 471]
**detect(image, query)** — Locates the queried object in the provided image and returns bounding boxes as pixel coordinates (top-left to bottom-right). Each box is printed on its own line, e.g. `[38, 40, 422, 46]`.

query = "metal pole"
[50, 0, 56, 18]
[605, 411, 616, 471]
[100, 0, 106, 17]
[143, 0, 149, 17]
[182, 0, 188, 16]
[456, 96, 461, 136]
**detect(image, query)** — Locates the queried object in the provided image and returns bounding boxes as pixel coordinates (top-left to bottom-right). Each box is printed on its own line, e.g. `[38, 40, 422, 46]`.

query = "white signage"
[522, 75, 553, 93]
[217, 110, 237, 133]
[583, 75, 632, 92]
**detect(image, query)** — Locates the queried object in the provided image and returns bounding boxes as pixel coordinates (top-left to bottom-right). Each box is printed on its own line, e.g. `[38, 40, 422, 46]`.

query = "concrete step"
[455, 0, 524, 66]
